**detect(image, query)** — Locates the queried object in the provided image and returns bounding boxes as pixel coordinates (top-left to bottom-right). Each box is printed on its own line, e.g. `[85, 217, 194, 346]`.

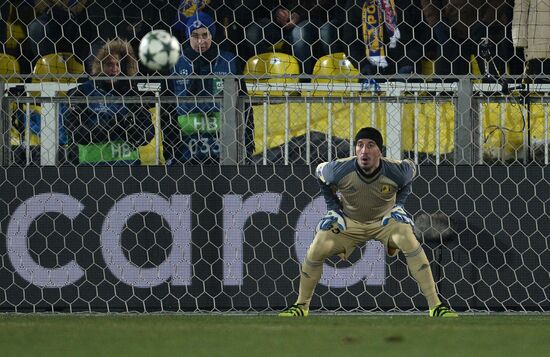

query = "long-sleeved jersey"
[316, 156, 416, 224]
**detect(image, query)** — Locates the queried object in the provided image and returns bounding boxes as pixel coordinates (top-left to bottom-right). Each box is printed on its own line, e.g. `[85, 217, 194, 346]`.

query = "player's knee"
[306, 243, 330, 262]
[307, 234, 335, 262]
[389, 226, 420, 254]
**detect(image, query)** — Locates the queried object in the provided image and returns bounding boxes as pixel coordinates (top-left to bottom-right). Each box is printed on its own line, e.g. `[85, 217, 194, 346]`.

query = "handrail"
[3, 80, 550, 166]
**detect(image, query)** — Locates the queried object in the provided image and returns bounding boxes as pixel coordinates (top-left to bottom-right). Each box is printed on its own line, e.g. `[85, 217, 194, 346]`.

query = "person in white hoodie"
[512, 0, 550, 82]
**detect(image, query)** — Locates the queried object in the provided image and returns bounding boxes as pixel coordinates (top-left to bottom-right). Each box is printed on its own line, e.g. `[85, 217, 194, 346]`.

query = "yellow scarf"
[362, 0, 400, 68]
[179, 0, 210, 17]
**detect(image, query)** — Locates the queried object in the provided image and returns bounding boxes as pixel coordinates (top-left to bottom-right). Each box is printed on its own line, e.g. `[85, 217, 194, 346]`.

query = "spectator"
[484, 0, 523, 78]
[165, 11, 254, 164]
[420, 0, 504, 78]
[512, 0, 550, 82]
[62, 38, 154, 165]
[245, 0, 341, 74]
[172, 0, 249, 71]
[172, 0, 227, 43]
[27, 0, 89, 63]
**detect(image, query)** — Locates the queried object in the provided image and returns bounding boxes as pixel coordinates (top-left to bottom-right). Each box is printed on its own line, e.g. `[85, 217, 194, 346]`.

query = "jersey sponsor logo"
[381, 185, 391, 193]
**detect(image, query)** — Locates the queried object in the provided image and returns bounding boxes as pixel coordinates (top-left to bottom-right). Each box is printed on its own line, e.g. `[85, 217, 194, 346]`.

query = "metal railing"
[2, 76, 550, 166]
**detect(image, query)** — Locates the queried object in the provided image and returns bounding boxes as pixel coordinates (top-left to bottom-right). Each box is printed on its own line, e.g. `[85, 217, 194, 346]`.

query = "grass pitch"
[1, 314, 548, 356]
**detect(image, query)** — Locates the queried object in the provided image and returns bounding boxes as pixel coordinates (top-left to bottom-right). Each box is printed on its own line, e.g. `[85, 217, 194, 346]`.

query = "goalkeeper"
[279, 127, 458, 318]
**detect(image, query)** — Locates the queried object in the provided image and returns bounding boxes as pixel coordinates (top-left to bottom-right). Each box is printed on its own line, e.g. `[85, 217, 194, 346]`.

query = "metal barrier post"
[40, 85, 58, 166]
[455, 78, 475, 164]
[221, 77, 239, 165]
[0, 82, 9, 166]
[386, 86, 402, 159]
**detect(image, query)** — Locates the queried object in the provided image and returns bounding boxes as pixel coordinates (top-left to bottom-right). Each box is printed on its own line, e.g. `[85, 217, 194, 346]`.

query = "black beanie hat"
[355, 127, 383, 149]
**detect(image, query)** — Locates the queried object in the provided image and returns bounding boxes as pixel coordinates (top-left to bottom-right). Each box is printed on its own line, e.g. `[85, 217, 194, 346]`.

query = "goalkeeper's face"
[355, 138, 381, 173]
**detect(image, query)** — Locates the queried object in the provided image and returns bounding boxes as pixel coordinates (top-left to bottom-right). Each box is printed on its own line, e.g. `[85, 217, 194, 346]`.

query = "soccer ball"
[139, 30, 180, 71]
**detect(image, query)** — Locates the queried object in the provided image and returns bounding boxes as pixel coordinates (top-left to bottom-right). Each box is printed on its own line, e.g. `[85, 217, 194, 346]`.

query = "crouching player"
[279, 127, 458, 317]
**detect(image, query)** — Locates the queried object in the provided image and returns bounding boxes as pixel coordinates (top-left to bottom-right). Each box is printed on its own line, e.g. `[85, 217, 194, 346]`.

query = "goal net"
[0, 1, 548, 313]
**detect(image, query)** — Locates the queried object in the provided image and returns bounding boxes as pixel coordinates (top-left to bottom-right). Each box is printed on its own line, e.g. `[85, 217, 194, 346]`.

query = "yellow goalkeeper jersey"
[316, 156, 416, 224]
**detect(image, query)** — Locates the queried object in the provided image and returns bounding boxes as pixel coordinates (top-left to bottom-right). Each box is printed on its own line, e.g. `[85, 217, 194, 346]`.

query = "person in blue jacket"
[166, 11, 254, 164]
[62, 38, 154, 165]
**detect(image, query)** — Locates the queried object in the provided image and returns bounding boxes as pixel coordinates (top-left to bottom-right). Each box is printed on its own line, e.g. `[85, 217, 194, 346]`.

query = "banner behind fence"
[0, 165, 548, 313]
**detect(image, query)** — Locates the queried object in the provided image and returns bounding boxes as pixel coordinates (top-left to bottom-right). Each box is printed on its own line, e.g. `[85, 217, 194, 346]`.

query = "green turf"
[0, 314, 548, 357]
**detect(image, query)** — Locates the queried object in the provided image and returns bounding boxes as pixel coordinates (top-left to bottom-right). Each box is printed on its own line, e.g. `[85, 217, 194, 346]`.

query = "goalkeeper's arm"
[316, 162, 341, 211]
[315, 162, 346, 232]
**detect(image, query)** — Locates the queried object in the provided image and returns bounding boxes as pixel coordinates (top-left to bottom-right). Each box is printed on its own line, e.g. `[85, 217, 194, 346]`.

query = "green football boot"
[429, 304, 458, 318]
[278, 304, 309, 317]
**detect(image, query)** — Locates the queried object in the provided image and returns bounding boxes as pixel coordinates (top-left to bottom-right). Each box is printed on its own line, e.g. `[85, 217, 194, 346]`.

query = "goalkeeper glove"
[316, 209, 346, 233]
[381, 205, 414, 227]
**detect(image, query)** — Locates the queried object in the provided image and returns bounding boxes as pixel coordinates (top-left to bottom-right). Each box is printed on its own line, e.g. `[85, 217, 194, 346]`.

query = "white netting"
[0, 1, 549, 313]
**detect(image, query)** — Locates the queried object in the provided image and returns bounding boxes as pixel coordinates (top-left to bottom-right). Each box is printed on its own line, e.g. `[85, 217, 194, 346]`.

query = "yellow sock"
[404, 245, 441, 308]
[296, 257, 324, 311]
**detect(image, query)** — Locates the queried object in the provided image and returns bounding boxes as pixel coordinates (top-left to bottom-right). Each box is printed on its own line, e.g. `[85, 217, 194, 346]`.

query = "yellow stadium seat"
[33, 52, 84, 84]
[244, 52, 300, 96]
[30, 52, 84, 97]
[0, 53, 21, 83]
[29, 53, 85, 145]
[0, 54, 22, 146]
[310, 52, 359, 96]
[420, 58, 435, 79]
